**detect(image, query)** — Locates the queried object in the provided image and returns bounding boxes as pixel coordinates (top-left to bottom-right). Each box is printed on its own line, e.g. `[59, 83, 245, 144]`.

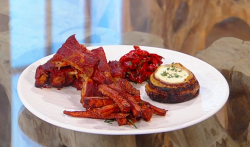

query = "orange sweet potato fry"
[109, 113, 130, 119]
[148, 104, 167, 116]
[82, 97, 114, 109]
[116, 117, 127, 126]
[118, 79, 140, 96]
[126, 114, 138, 126]
[142, 100, 167, 116]
[63, 110, 129, 119]
[141, 105, 153, 122]
[63, 110, 96, 118]
[124, 94, 142, 118]
[108, 83, 142, 117]
[133, 95, 141, 102]
[94, 104, 120, 117]
[98, 84, 131, 113]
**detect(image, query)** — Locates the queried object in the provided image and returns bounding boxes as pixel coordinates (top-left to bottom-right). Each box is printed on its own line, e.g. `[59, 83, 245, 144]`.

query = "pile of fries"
[64, 79, 167, 127]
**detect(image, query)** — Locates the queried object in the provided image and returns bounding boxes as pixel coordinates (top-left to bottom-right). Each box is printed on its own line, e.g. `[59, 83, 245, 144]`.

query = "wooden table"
[15, 37, 250, 147]
[1, 0, 250, 146]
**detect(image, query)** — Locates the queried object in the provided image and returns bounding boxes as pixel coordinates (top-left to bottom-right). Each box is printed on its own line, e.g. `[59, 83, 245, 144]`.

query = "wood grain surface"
[2, 0, 250, 146]
[125, 0, 250, 56]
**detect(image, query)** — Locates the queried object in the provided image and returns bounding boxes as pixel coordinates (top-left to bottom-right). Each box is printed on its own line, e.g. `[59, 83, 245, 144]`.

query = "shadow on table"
[0, 84, 11, 147]
[18, 107, 137, 147]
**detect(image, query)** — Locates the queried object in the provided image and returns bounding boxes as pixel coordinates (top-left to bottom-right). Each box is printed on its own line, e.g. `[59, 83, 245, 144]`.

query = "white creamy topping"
[155, 65, 189, 83]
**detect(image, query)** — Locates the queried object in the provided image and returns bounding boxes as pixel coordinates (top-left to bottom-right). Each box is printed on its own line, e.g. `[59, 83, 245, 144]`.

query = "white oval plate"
[17, 45, 229, 135]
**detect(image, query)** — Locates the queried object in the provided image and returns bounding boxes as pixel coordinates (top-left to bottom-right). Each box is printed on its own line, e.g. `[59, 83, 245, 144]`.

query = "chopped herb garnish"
[171, 62, 174, 67]
[129, 61, 132, 65]
[161, 63, 185, 79]
[174, 73, 180, 78]
[167, 75, 173, 78]
[161, 71, 168, 76]
[139, 101, 145, 106]
[104, 119, 116, 124]
[127, 118, 137, 129]
[171, 66, 175, 71]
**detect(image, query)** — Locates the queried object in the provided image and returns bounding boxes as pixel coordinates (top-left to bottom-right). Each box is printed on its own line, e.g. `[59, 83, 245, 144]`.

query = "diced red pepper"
[119, 46, 164, 83]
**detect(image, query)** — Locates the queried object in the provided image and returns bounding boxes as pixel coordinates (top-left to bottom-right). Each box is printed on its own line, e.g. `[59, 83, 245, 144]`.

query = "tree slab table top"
[16, 37, 250, 146]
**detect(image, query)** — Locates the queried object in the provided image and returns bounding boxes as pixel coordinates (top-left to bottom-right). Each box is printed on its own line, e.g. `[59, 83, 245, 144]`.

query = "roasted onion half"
[145, 63, 200, 103]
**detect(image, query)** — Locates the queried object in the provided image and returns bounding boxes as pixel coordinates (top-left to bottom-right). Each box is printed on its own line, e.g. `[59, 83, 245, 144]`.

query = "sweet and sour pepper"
[119, 46, 164, 83]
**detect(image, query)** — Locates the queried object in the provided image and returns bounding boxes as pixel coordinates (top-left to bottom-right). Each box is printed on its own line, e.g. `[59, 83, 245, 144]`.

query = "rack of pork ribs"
[35, 34, 167, 126]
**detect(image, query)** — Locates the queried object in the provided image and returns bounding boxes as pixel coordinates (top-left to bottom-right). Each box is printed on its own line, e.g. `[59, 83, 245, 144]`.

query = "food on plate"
[35, 35, 100, 89]
[34, 34, 167, 127]
[145, 62, 200, 103]
[82, 97, 114, 109]
[119, 46, 164, 83]
[64, 79, 168, 126]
